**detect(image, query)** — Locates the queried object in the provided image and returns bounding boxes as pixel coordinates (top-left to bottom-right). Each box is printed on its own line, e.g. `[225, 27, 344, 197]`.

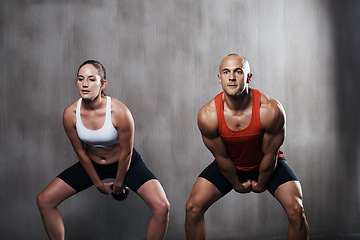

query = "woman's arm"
[111, 98, 134, 195]
[62, 103, 112, 194]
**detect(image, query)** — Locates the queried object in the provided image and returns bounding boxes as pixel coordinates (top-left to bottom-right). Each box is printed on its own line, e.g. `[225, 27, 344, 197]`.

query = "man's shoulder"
[199, 95, 218, 117]
[198, 96, 219, 133]
[199, 100, 215, 120]
[259, 92, 285, 130]
[258, 91, 282, 108]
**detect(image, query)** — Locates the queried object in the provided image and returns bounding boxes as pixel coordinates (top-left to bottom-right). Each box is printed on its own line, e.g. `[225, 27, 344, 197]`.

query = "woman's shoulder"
[110, 96, 128, 111]
[109, 96, 134, 128]
[62, 99, 79, 127]
[63, 99, 79, 117]
[110, 97, 133, 118]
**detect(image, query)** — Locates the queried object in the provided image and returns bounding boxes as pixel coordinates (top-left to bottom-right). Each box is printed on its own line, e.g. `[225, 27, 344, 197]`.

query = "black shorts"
[57, 148, 157, 193]
[199, 156, 299, 196]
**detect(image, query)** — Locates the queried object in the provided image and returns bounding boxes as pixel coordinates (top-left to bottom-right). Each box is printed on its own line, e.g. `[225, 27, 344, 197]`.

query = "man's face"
[218, 55, 250, 97]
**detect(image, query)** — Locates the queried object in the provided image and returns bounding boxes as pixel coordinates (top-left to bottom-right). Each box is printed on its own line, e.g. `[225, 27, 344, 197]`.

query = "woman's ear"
[101, 80, 108, 89]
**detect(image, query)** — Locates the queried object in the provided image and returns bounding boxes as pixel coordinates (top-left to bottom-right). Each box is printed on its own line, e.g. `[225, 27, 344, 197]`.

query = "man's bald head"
[219, 54, 251, 83]
[219, 54, 250, 74]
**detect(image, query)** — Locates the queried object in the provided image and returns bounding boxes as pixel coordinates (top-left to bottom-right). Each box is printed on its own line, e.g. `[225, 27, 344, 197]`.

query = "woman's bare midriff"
[86, 144, 121, 165]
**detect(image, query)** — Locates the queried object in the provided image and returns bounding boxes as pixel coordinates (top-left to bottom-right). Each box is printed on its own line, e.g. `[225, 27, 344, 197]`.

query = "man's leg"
[185, 177, 223, 240]
[274, 180, 309, 240]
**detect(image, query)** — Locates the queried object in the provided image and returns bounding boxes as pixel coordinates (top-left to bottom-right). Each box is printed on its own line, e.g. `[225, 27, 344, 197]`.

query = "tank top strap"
[76, 98, 83, 127]
[250, 88, 263, 128]
[214, 92, 224, 129]
[105, 96, 111, 124]
[251, 88, 261, 108]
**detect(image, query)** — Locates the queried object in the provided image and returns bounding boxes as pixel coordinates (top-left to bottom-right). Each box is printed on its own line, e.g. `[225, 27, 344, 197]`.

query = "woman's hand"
[111, 183, 126, 195]
[95, 182, 113, 195]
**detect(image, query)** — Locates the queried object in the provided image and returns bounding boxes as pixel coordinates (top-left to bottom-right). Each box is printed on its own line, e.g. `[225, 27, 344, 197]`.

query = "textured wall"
[0, 0, 359, 239]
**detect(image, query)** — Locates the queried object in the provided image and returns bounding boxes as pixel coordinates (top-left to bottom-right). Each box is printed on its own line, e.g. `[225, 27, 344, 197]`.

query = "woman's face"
[76, 64, 105, 100]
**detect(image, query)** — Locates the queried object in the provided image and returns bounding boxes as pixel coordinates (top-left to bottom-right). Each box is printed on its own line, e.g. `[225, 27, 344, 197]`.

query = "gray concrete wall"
[0, 0, 359, 239]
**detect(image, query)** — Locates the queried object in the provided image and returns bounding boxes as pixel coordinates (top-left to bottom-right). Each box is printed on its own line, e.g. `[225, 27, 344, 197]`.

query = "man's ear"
[247, 73, 253, 83]
[217, 74, 222, 85]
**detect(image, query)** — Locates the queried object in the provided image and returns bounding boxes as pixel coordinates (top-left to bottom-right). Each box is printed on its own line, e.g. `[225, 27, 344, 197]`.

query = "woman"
[37, 60, 170, 240]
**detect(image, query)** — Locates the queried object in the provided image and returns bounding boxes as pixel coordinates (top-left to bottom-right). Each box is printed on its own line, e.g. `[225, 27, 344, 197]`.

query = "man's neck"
[223, 88, 252, 112]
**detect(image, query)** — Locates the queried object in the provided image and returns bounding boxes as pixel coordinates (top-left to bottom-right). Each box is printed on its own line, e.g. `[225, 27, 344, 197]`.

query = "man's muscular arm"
[198, 101, 251, 193]
[251, 97, 286, 193]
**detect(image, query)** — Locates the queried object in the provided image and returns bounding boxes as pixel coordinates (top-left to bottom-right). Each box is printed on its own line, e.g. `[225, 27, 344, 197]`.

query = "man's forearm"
[256, 155, 276, 189]
[216, 157, 241, 188]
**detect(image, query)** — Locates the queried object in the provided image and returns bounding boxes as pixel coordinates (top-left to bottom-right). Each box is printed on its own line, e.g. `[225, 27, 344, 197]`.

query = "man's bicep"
[262, 131, 284, 156]
[261, 100, 286, 156]
[202, 134, 229, 159]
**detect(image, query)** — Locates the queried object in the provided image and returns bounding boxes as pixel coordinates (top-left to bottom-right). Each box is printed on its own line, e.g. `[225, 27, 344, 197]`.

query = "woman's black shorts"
[57, 148, 157, 193]
[199, 156, 299, 196]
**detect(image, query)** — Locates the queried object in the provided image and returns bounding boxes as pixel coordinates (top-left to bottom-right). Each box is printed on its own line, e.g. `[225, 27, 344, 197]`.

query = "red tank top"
[215, 88, 264, 171]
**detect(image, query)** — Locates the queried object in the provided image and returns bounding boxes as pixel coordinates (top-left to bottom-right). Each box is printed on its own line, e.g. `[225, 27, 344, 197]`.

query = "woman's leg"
[137, 179, 170, 240]
[36, 177, 77, 240]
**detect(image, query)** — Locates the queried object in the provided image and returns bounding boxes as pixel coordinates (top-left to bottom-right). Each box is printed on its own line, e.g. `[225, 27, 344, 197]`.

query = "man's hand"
[234, 180, 252, 194]
[250, 180, 266, 193]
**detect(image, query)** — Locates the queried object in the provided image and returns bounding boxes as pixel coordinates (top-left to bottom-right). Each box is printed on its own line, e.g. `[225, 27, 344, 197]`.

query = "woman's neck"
[82, 95, 105, 110]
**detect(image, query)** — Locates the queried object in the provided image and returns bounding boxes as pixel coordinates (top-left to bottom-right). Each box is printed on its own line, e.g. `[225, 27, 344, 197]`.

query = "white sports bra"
[76, 96, 119, 147]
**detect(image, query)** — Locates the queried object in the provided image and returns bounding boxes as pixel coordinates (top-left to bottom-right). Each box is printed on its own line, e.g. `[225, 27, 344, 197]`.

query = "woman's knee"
[36, 179, 74, 211]
[36, 191, 52, 211]
[152, 198, 170, 221]
[160, 199, 170, 217]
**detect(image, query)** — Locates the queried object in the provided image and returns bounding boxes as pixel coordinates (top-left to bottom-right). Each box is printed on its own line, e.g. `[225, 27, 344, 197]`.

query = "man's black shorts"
[199, 157, 299, 196]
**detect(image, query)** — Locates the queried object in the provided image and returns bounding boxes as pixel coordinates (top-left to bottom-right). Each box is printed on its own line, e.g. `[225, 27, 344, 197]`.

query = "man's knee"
[185, 198, 204, 222]
[286, 201, 306, 224]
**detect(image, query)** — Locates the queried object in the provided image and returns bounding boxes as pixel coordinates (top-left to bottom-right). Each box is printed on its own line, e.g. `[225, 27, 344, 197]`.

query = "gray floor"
[214, 234, 360, 240]
[264, 234, 360, 240]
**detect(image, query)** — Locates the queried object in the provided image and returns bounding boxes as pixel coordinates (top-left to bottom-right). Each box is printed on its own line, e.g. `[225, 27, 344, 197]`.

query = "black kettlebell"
[110, 184, 129, 201]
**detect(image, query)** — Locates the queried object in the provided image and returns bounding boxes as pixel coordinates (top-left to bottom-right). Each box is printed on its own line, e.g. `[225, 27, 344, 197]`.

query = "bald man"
[185, 54, 309, 240]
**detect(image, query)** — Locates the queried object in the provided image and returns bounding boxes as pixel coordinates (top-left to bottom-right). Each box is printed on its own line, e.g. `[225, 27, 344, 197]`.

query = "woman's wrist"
[113, 181, 124, 188]
[94, 181, 104, 188]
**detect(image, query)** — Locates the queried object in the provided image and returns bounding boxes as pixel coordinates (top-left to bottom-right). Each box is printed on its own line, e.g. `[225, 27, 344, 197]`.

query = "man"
[185, 54, 309, 240]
